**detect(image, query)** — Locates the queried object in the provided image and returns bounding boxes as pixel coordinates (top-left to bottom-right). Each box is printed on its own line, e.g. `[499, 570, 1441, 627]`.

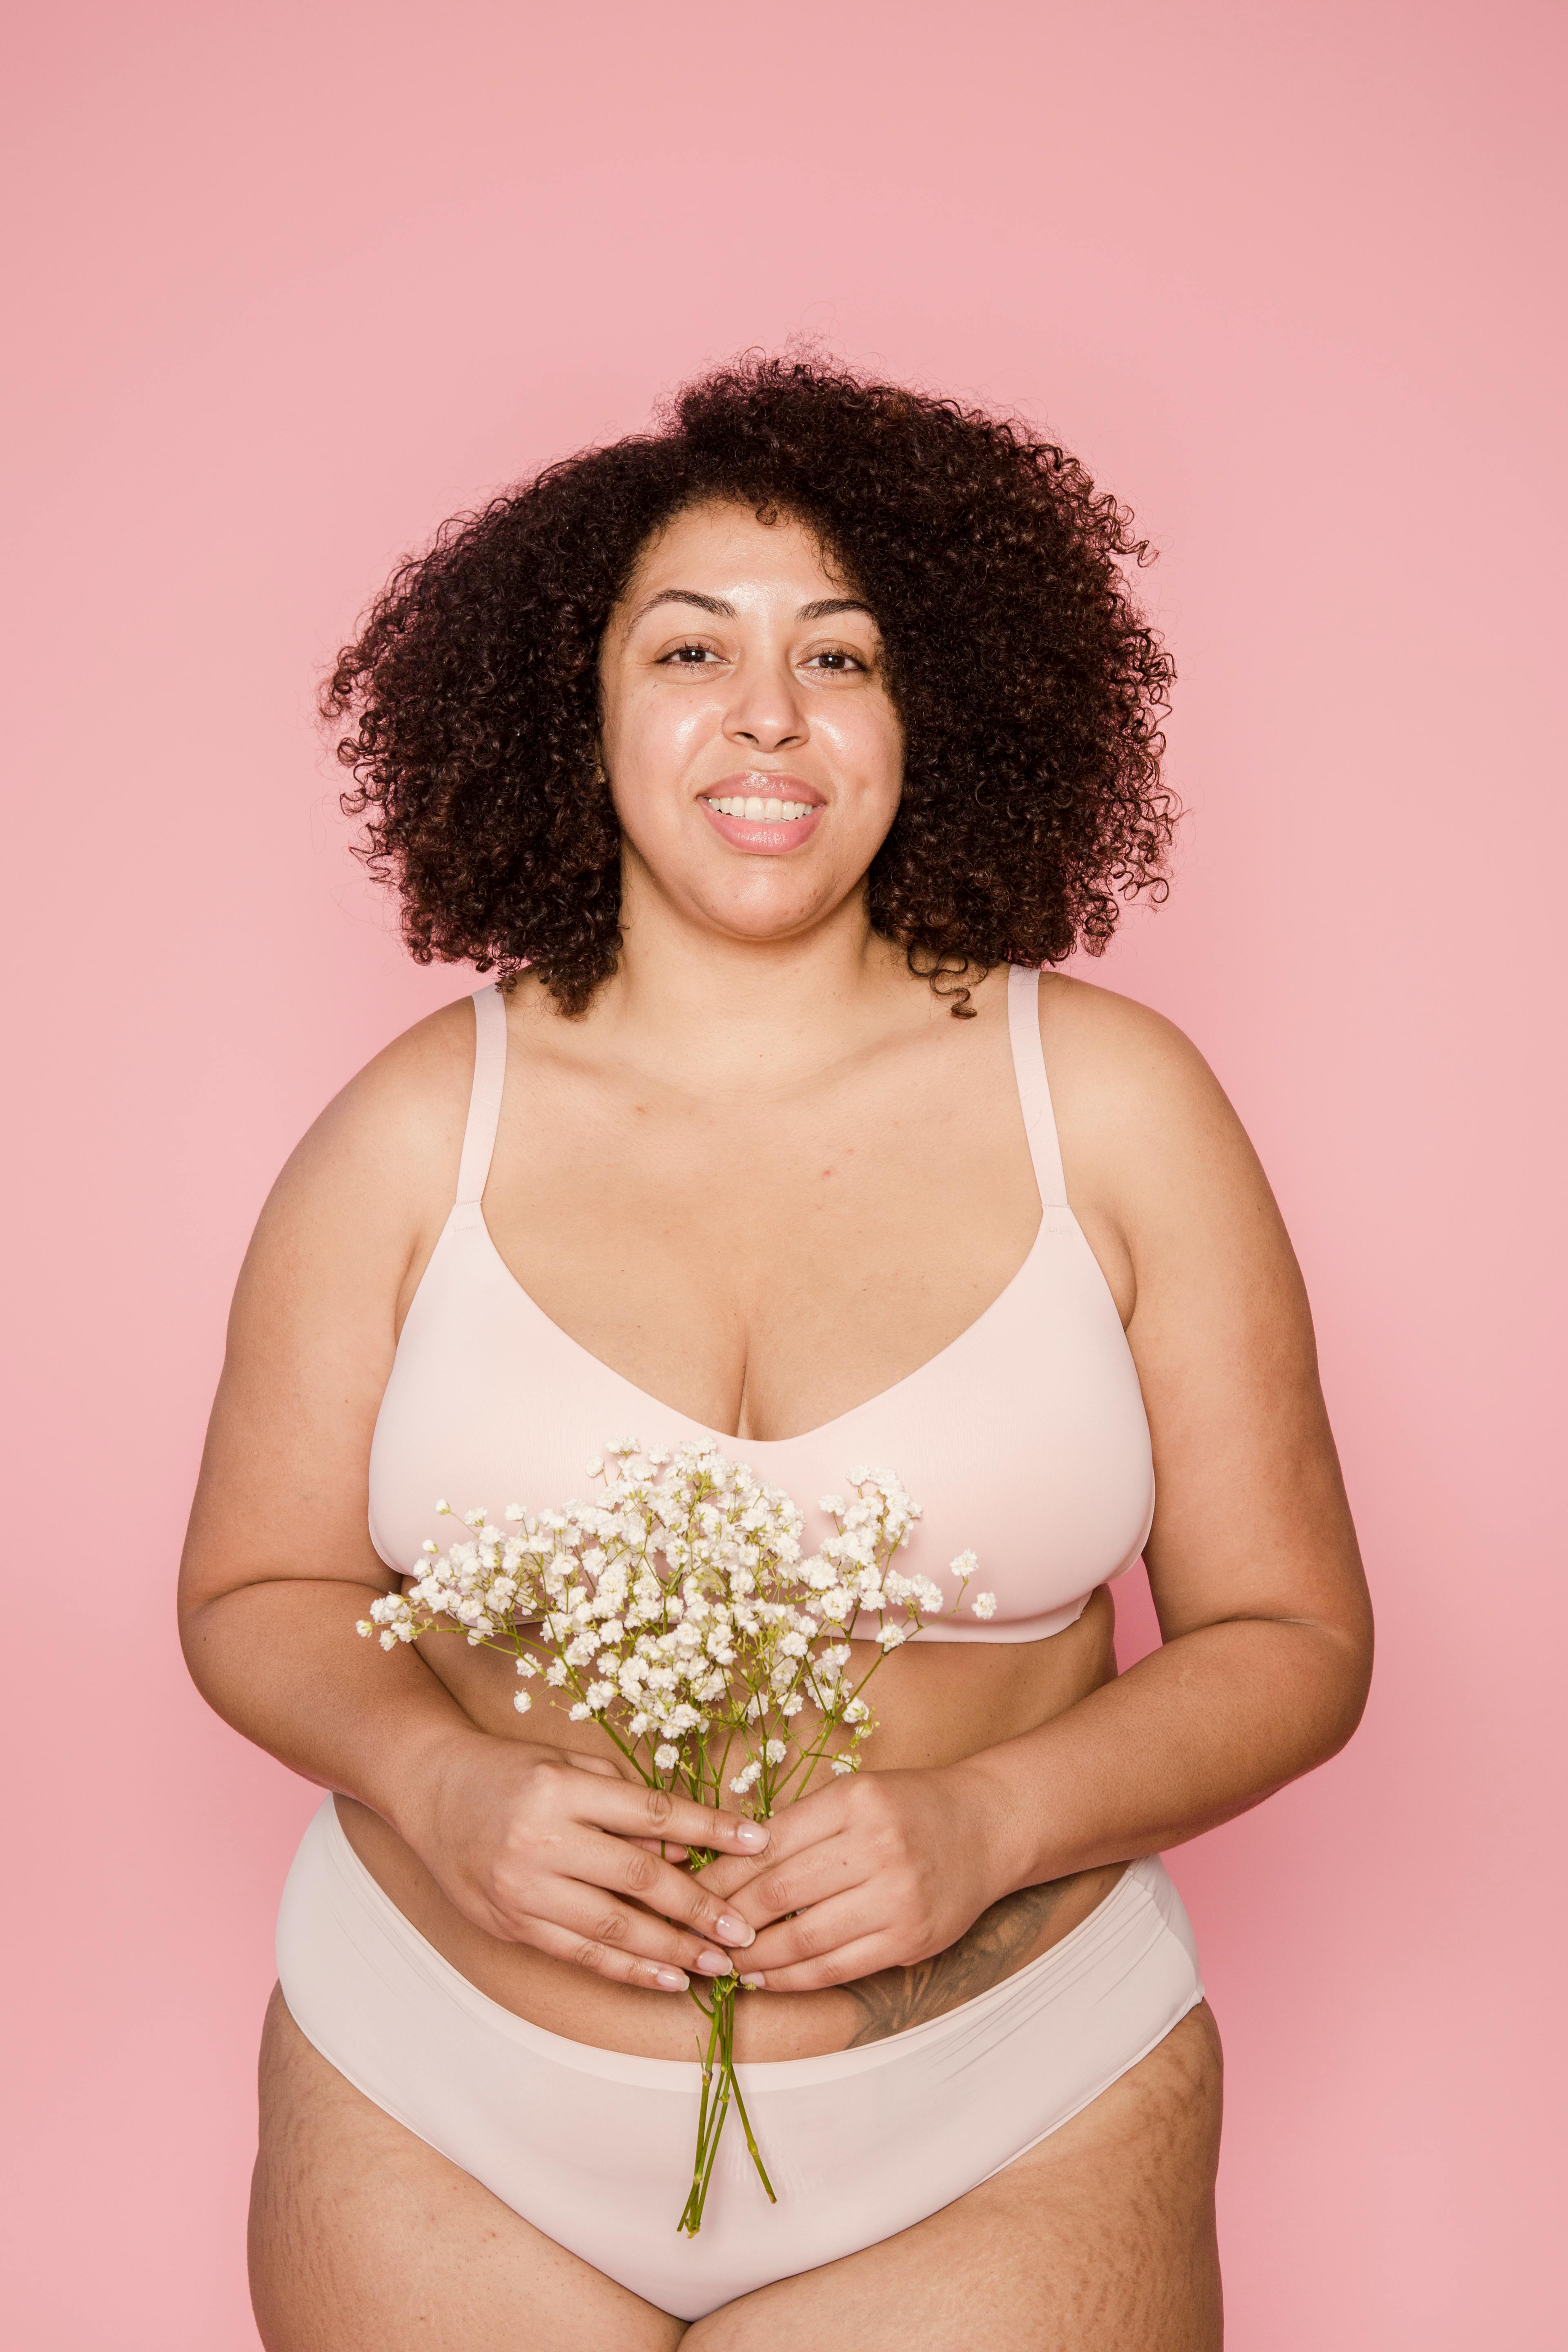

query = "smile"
[696, 777, 826, 855]
[702, 794, 817, 821]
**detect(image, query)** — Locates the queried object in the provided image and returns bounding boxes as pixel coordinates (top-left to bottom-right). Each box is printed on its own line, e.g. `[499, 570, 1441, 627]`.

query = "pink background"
[4, 4, 1564, 2344]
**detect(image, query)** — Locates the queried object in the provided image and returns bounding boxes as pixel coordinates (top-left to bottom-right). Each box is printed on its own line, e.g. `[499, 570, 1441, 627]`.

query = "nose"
[722, 652, 808, 754]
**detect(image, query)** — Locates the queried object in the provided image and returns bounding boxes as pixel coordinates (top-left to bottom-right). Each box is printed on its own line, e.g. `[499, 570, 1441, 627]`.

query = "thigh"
[686, 2002, 1224, 2352]
[249, 1984, 687, 2352]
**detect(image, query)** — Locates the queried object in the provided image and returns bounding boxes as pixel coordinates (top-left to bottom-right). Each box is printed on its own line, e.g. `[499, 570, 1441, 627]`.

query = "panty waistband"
[308, 1797, 1191, 2092]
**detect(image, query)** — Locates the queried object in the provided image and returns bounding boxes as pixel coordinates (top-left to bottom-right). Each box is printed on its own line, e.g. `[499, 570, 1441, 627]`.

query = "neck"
[592, 864, 913, 1089]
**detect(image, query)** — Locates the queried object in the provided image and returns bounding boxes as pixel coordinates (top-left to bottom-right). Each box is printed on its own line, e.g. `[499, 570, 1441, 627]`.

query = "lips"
[697, 773, 826, 855]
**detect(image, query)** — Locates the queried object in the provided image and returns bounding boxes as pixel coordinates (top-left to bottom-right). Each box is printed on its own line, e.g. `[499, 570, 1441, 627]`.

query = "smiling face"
[598, 500, 904, 950]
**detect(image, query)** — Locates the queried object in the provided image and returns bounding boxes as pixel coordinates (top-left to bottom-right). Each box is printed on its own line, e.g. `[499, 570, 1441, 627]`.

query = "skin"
[181, 498, 1372, 2347]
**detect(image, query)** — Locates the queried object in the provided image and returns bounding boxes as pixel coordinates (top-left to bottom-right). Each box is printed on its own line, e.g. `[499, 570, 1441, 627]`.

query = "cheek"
[837, 730, 905, 852]
[825, 699, 903, 804]
[604, 682, 716, 795]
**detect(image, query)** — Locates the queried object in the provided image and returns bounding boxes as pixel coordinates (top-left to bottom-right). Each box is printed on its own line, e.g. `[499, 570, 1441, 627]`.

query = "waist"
[338, 1588, 1121, 2063]
[296, 1799, 1191, 2084]
[334, 1793, 1133, 2064]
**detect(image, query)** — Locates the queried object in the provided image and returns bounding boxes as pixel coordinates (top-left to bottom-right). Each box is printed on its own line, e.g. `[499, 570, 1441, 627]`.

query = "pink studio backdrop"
[3, 4, 1563, 2345]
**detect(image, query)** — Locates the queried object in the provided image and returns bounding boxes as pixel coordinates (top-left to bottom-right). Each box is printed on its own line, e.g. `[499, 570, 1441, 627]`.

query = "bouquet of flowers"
[360, 1437, 993, 2233]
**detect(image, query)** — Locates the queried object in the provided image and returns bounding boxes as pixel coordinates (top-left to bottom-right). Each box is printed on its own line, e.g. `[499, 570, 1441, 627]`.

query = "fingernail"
[696, 1949, 733, 1975]
[740, 1973, 766, 1990]
[714, 1914, 755, 1947]
[734, 1824, 768, 1850]
[651, 1965, 689, 1991]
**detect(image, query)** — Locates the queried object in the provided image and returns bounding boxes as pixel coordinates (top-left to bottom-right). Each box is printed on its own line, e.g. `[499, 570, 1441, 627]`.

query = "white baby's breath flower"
[949, 1549, 979, 1579]
[654, 1742, 679, 1769]
[971, 1591, 998, 1619]
[764, 1739, 787, 1764]
[512, 1690, 532, 1713]
[831, 1757, 855, 1775]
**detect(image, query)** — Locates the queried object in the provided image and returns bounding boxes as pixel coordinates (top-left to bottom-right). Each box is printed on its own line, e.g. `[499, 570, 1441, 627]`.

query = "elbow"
[1307, 1613, 1374, 1768]
[176, 1588, 226, 1706]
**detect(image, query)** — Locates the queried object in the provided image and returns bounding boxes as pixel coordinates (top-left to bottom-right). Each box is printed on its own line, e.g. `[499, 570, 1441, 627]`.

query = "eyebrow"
[629, 588, 877, 625]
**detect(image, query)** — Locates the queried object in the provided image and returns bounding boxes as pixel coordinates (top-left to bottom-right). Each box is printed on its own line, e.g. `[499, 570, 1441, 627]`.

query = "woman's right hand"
[399, 1731, 771, 1992]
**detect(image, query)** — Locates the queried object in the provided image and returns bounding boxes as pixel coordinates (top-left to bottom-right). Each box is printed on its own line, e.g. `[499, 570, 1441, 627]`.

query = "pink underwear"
[278, 1800, 1204, 2321]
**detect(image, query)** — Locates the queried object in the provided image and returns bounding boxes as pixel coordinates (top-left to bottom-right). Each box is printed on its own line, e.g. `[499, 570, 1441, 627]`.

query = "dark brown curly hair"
[324, 353, 1177, 1015]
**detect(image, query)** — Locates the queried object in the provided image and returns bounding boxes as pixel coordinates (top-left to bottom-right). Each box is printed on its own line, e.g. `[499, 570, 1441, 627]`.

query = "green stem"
[726, 2047, 776, 2205]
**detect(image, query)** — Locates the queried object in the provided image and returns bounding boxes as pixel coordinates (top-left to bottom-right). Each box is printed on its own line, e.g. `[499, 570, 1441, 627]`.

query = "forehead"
[620, 499, 851, 607]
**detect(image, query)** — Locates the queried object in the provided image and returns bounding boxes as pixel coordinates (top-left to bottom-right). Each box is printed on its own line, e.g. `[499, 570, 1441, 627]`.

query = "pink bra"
[368, 967, 1154, 1644]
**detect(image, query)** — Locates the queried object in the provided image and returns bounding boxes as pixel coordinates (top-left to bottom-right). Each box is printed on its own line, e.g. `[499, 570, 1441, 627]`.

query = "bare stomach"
[337, 1586, 1125, 2063]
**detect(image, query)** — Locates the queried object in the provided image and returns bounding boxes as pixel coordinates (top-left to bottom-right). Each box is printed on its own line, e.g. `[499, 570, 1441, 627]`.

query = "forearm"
[180, 1577, 484, 1840]
[960, 1616, 1370, 1892]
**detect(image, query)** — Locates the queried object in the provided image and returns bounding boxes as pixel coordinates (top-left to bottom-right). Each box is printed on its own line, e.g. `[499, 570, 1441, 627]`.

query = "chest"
[481, 1018, 1042, 1442]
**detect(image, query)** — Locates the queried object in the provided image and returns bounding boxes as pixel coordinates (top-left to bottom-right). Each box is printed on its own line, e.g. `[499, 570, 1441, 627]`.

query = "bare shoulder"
[236, 992, 479, 1307]
[1038, 969, 1228, 1127]
[1036, 970, 1287, 1272]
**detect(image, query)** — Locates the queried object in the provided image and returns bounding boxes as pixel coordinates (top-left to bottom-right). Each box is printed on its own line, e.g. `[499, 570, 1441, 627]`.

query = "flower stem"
[677, 1972, 773, 2232]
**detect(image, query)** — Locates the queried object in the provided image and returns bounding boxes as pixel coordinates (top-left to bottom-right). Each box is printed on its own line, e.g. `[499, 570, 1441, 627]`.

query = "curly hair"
[324, 353, 1177, 1015]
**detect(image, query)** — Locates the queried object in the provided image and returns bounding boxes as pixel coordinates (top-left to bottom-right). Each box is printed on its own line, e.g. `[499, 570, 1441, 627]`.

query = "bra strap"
[454, 984, 508, 1208]
[1007, 965, 1069, 1209]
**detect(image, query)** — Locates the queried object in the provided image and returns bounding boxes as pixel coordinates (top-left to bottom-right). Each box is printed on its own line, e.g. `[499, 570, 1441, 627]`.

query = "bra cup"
[368, 1202, 1155, 1642]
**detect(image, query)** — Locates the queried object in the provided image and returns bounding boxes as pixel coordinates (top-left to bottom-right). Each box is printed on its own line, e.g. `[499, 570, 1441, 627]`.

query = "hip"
[276, 1797, 1205, 2320]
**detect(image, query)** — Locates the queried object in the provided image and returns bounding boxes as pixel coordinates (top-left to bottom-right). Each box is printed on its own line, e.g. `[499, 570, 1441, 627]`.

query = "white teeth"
[704, 795, 816, 820]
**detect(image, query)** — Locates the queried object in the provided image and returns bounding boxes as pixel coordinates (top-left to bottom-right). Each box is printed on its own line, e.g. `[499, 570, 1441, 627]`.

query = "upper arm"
[1045, 978, 1372, 1675]
[178, 1002, 474, 1624]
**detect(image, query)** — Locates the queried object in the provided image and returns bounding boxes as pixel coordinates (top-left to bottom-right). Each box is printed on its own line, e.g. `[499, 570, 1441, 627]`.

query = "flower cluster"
[362, 1441, 992, 1817]
[359, 1439, 993, 2230]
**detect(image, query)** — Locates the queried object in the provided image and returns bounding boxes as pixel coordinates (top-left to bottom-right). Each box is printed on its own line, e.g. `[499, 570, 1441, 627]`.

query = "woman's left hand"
[693, 1761, 1016, 1991]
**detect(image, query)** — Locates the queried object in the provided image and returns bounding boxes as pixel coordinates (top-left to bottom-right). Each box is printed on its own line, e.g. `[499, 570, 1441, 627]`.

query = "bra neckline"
[462, 1197, 1054, 1453]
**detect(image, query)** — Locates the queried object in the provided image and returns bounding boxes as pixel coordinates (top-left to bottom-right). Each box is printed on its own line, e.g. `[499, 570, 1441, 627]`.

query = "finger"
[521, 1902, 735, 1992]
[741, 1924, 895, 1994]
[572, 1777, 771, 1860]
[581, 1829, 760, 1953]
[628, 1838, 690, 1860]
[715, 1838, 871, 1932]
[691, 1790, 847, 1897]
[689, 1851, 766, 1903]
[740, 1891, 884, 1978]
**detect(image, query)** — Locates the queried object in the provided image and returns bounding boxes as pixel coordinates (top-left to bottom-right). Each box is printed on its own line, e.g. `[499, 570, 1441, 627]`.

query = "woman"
[180, 356, 1372, 2350]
